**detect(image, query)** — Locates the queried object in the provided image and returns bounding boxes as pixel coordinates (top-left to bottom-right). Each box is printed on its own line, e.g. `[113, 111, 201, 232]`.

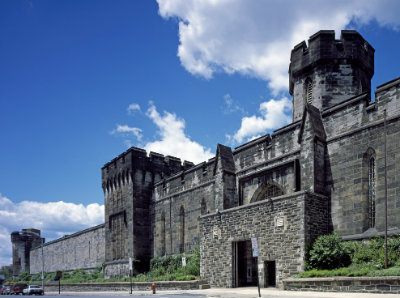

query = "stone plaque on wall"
[212, 226, 221, 239]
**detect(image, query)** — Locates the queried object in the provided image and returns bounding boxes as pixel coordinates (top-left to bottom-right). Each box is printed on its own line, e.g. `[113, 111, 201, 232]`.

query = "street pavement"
[44, 287, 397, 298]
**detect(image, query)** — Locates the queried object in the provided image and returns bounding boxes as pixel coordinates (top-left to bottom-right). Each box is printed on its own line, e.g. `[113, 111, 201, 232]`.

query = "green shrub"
[44, 272, 56, 281]
[299, 233, 400, 278]
[352, 236, 400, 269]
[62, 272, 71, 279]
[18, 271, 31, 282]
[308, 232, 351, 270]
[186, 247, 200, 276]
[30, 273, 42, 282]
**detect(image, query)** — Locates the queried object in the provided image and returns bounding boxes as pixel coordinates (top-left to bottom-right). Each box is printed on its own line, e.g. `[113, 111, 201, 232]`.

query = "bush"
[352, 236, 400, 269]
[299, 233, 400, 278]
[30, 273, 42, 282]
[44, 272, 56, 281]
[145, 247, 200, 281]
[308, 232, 351, 270]
[17, 271, 31, 282]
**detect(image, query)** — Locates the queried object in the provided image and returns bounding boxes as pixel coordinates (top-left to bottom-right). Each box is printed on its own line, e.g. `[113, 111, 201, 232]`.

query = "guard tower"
[11, 229, 43, 276]
[289, 30, 375, 121]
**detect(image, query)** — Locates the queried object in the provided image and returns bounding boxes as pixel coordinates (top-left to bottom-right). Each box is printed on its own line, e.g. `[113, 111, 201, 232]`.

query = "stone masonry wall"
[152, 155, 218, 257]
[30, 224, 105, 274]
[199, 191, 328, 288]
[152, 181, 215, 256]
[234, 123, 301, 206]
[323, 78, 400, 237]
[283, 276, 400, 294]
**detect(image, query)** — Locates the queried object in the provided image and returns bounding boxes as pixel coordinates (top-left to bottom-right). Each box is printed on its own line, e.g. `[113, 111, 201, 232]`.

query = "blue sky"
[1, 0, 400, 267]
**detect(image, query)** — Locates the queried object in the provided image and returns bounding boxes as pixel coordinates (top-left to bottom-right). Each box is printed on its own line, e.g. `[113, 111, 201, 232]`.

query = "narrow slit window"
[306, 80, 313, 104]
[161, 212, 166, 256]
[179, 206, 185, 253]
[368, 156, 376, 228]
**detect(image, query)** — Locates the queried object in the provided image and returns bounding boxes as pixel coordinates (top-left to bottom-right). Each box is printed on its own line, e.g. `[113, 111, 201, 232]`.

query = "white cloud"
[111, 124, 143, 140]
[144, 102, 213, 164]
[157, 0, 400, 94]
[0, 193, 104, 267]
[229, 97, 292, 143]
[223, 94, 245, 114]
[127, 103, 141, 114]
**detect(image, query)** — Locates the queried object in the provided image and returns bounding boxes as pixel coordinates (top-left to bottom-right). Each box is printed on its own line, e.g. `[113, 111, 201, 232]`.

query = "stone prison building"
[12, 30, 400, 288]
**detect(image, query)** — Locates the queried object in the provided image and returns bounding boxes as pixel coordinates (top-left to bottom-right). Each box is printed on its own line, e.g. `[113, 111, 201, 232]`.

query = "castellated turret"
[11, 229, 43, 276]
[101, 147, 192, 277]
[289, 30, 375, 121]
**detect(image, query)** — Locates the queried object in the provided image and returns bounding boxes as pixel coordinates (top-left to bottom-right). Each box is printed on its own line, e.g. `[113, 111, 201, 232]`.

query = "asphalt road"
[42, 288, 397, 298]
[44, 295, 204, 298]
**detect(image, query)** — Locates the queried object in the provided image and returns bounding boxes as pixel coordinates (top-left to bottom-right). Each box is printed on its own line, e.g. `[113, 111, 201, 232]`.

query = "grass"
[13, 248, 200, 284]
[296, 264, 400, 278]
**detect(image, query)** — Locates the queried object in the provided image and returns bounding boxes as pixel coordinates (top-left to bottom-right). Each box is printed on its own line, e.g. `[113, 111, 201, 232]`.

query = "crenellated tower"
[11, 229, 43, 276]
[101, 147, 191, 277]
[289, 30, 374, 121]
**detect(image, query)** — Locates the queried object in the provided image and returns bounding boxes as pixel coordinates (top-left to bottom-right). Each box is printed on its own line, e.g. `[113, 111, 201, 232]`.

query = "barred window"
[306, 79, 313, 104]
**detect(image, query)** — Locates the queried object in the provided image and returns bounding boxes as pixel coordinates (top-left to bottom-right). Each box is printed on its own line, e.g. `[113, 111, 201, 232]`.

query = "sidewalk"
[45, 287, 398, 297]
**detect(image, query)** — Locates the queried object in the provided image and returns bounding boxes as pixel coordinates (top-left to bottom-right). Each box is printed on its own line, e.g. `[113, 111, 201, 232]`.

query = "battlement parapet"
[101, 147, 199, 193]
[289, 30, 374, 94]
[11, 231, 21, 242]
[11, 229, 42, 242]
[102, 147, 195, 171]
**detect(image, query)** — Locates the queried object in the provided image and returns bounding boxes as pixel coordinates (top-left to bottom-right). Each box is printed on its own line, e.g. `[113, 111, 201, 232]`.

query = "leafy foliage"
[15, 248, 199, 283]
[351, 235, 400, 269]
[300, 233, 400, 278]
[307, 232, 351, 270]
[17, 271, 31, 282]
[144, 247, 200, 281]
[0, 266, 13, 281]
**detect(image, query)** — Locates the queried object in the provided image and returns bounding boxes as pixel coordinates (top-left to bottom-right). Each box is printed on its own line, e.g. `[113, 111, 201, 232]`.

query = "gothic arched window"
[250, 181, 284, 204]
[363, 148, 376, 230]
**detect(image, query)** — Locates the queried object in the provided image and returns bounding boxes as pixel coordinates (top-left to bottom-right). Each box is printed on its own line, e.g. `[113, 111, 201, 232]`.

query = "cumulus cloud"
[0, 193, 104, 267]
[111, 125, 143, 141]
[144, 102, 213, 164]
[127, 103, 141, 114]
[228, 97, 292, 143]
[157, 0, 400, 94]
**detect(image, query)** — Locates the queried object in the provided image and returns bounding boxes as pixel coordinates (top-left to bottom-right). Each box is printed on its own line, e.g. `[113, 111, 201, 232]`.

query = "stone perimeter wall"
[30, 224, 105, 274]
[283, 276, 400, 294]
[44, 280, 204, 292]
